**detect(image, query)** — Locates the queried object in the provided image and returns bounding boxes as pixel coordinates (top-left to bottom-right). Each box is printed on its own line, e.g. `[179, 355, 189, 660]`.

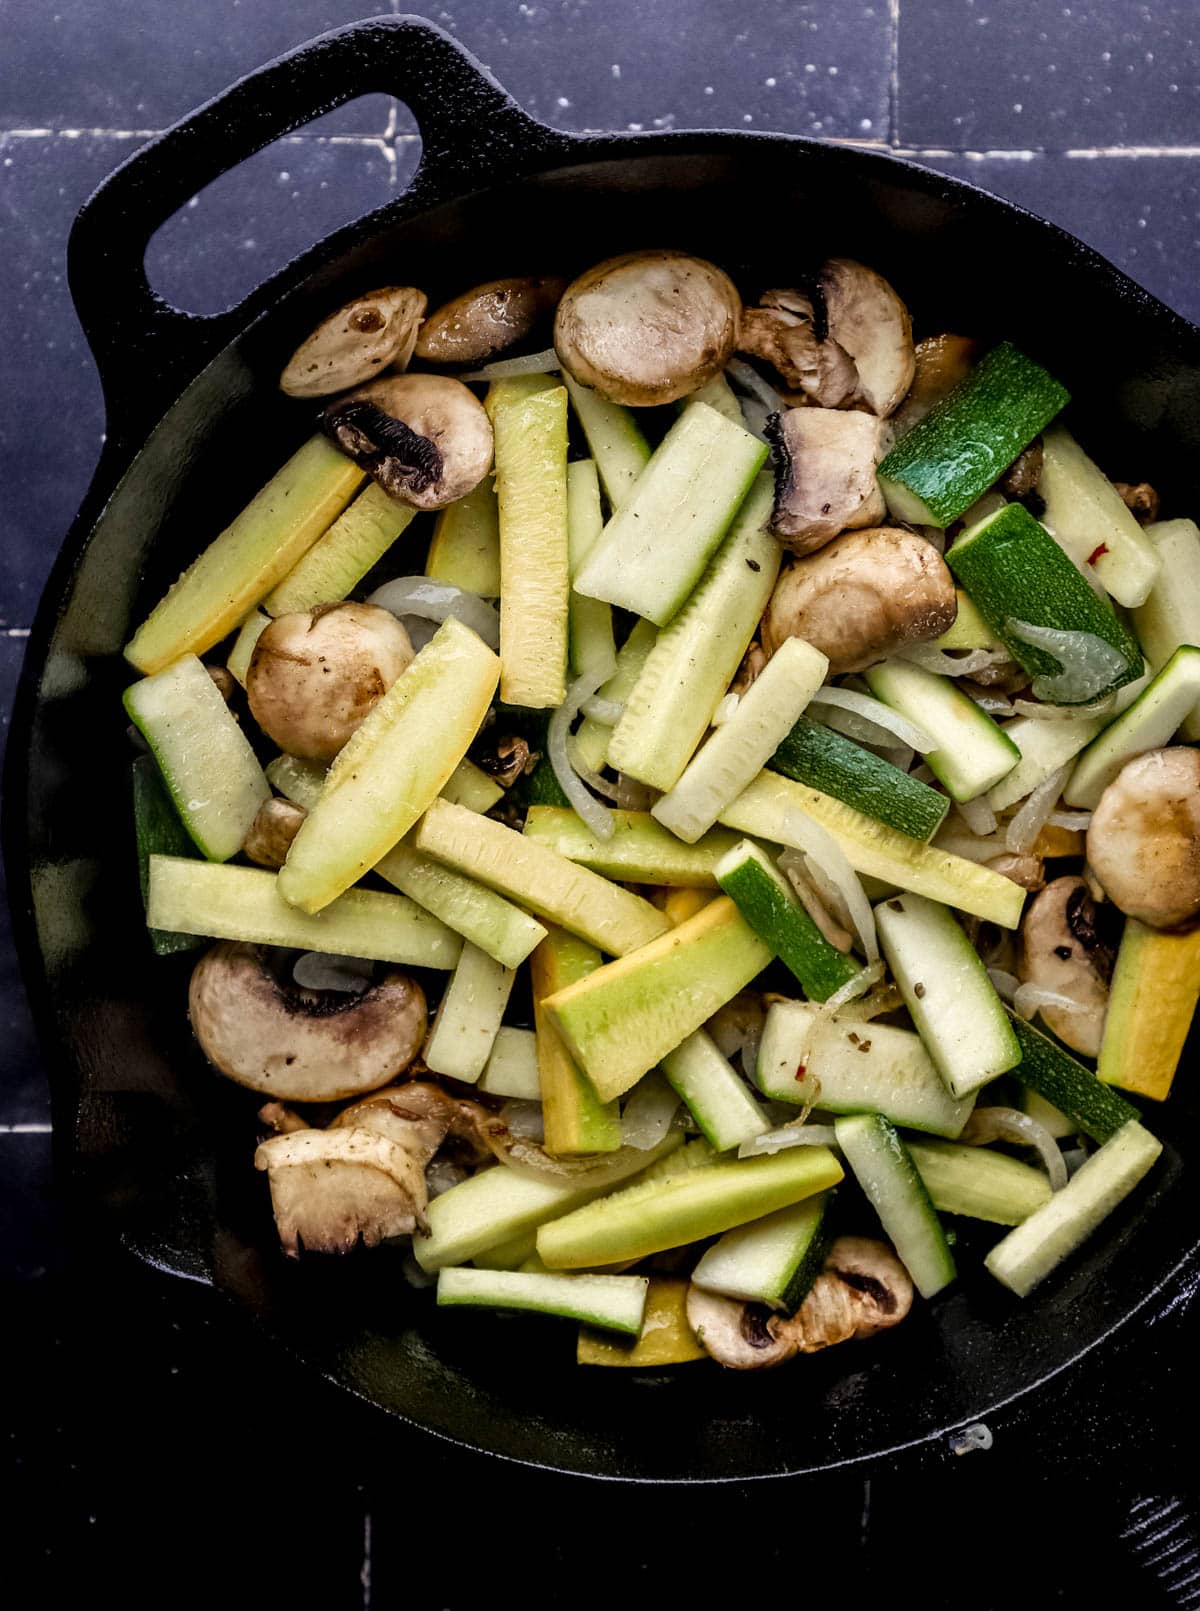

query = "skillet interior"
[12, 119, 1200, 1478]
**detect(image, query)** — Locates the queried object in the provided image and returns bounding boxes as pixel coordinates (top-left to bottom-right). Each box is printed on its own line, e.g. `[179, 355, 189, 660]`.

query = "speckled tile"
[0, 0, 393, 135]
[897, 0, 1200, 151]
[416, 0, 892, 141]
[0, 134, 109, 628]
[0, 132, 397, 621]
[144, 133, 401, 314]
[909, 151, 1200, 324]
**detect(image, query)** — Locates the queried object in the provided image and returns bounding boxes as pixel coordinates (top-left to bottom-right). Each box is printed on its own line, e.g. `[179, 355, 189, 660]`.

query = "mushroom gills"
[323, 374, 494, 512]
[766, 407, 889, 554]
[189, 941, 428, 1101]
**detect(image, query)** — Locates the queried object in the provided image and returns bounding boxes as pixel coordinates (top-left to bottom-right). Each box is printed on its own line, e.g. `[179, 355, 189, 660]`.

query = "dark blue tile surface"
[145, 133, 403, 314]
[898, 0, 1200, 150]
[422, 0, 892, 140]
[0, 2, 393, 134]
[912, 152, 1200, 324]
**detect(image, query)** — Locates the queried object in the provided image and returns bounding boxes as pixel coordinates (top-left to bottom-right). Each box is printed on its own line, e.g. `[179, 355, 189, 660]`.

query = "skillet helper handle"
[67, 14, 556, 436]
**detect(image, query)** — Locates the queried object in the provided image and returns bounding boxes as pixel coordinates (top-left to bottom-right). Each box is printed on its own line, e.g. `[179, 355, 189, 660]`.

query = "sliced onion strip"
[896, 644, 1012, 677]
[549, 669, 618, 839]
[960, 1105, 1068, 1191]
[1005, 619, 1131, 704]
[738, 1123, 839, 1160]
[1005, 763, 1071, 854]
[459, 347, 560, 381]
[775, 813, 879, 963]
[956, 794, 998, 838]
[725, 357, 788, 414]
[621, 1074, 680, 1150]
[1012, 695, 1116, 721]
[368, 577, 500, 648]
[1012, 981, 1093, 1022]
[808, 686, 936, 752]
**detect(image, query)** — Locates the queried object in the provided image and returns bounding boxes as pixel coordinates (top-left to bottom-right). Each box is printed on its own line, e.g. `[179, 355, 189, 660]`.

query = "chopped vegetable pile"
[124, 250, 1190, 1370]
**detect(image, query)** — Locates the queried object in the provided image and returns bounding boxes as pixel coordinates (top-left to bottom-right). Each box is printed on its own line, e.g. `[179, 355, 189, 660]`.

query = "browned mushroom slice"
[1087, 748, 1200, 930]
[242, 797, 307, 870]
[280, 287, 427, 398]
[818, 259, 915, 419]
[189, 942, 427, 1101]
[890, 333, 981, 437]
[1113, 481, 1161, 525]
[554, 250, 741, 406]
[323, 374, 494, 510]
[984, 853, 1046, 893]
[761, 526, 957, 674]
[765, 407, 889, 553]
[254, 1127, 432, 1255]
[415, 275, 567, 365]
[332, 1081, 499, 1166]
[246, 602, 413, 762]
[687, 1237, 913, 1369]
[1017, 876, 1113, 1056]
[999, 438, 1044, 499]
[737, 289, 858, 408]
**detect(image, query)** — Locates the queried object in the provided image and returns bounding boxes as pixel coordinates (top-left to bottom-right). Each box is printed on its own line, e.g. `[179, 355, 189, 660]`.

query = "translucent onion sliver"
[896, 644, 1011, 677]
[960, 1105, 1068, 1191]
[459, 347, 560, 381]
[367, 576, 500, 650]
[738, 1123, 840, 1160]
[777, 812, 878, 963]
[808, 686, 936, 752]
[1005, 619, 1131, 704]
[549, 669, 618, 839]
[621, 1074, 680, 1150]
[1005, 763, 1071, 854]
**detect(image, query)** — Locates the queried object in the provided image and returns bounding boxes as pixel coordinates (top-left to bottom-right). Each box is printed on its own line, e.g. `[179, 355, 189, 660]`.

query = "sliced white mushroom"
[246, 602, 414, 762]
[1087, 748, 1200, 929]
[737, 289, 858, 408]
[762, 526, 957, 674]
[415, 275, 566, 365]
[766, 407, 889, 553]
[1017, 875, 1112, 1056]
[189, 942, 427, 1101]
[818, 258, 915, 419]
[687, 1237, 913, 1369]
[554, 249, 741, 406]
[254, 1127, 431, 1255]
[322, 373, 494, 510]
[280, 287, 427, 398]
[242, 796, 307, 870]
[889, 332, 980, 437]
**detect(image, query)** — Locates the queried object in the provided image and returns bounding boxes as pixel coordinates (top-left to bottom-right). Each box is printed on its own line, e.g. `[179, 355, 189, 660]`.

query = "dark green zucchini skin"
[132, 755, 206, 955]
[770, 716, 949, 842]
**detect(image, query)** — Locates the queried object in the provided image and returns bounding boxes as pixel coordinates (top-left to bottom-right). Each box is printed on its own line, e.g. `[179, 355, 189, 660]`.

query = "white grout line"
[360, 1512, 372, 1610]
[887, 0, 901, 148]
[0, 1123, 53, 1134]
[1065, 145, 1200, 158]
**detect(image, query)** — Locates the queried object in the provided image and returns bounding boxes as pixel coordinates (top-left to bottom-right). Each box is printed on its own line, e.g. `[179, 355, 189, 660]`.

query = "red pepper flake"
[1087, 543, 1109, 566]
[794, 1063, 807, 1081]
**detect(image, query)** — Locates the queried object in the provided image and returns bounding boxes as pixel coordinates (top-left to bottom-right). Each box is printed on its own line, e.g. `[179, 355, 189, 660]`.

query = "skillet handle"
[67, 14, 563, 440]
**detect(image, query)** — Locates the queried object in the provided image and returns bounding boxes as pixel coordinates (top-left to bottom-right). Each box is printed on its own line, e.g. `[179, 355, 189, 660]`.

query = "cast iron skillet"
[8, 14, 1200, 1482]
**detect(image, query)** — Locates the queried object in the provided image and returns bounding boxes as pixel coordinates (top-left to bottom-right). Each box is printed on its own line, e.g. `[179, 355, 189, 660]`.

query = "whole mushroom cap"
[554, 249, 741, 406]
[1087, 748, 1200, 930]
[415, 275, 567, 365]
[280, 286, 427, 398]
[762, 526, 957, 674]
[189, 942, 427, 1101]
[323, 373, 494, 510]
[246, 602, 413, 762]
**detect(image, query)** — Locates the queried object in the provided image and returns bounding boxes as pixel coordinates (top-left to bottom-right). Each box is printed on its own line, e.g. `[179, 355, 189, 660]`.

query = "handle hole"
[144, 118, 422, 316]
